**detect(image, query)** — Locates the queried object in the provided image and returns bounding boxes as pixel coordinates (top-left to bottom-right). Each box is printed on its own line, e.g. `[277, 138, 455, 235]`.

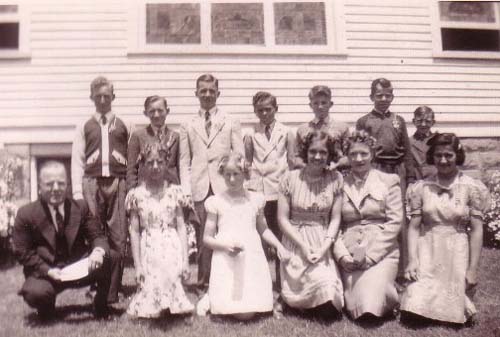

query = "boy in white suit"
[179, 74, 244, 290]
[244, 91, 297, 294]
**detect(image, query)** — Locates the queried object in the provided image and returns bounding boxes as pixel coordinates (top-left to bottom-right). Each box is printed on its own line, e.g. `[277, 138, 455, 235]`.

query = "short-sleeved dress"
[279, 169, 344, 310]
[125, 184, 194, 318]
[205, 191, 273, 314]
[401, 173, 490, 323]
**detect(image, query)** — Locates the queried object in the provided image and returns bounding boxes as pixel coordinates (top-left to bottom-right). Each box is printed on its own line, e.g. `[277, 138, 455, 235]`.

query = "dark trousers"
[193, 187, 214, 290]
[263, 200, 282, 292]
[82, 176, 126, 300]
[20, 250, 120, 313]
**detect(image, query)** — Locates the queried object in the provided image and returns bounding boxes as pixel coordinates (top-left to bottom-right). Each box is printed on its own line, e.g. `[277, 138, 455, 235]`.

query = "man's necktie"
[205, 110, 211, 137]
[101, 115, 107, 125]
[265, 125, 271, 140]
[54, 207, 64, 233]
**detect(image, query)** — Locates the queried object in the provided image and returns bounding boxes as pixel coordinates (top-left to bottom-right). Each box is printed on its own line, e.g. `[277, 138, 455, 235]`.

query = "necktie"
[265, 125, 271, 140]
[54, 207, 64, 233]
[101, 115, 107, 125]
[205, 110, 211, 137]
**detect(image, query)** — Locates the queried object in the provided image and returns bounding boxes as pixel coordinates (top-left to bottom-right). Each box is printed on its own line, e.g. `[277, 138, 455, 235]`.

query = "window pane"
[0, 5, 17, 14]
[146, 3, 200, 44]
[274, 2, 327, 45]
[441, 28, 500, 51]
[211, 3, 264, 45]
[439, 1, 496, 23]
[0, 22, 19, 49]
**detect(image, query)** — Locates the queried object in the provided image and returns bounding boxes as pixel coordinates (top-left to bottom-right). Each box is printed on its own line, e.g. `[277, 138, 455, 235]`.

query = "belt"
[290, 210, 330, 226]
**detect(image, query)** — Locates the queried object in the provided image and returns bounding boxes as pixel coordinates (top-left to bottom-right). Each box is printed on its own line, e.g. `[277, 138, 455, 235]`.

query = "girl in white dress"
[203, 153, 290, 320]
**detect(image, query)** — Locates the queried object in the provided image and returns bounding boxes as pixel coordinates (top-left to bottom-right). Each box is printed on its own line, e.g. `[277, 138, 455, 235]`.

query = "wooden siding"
[1, 0, 500, 146]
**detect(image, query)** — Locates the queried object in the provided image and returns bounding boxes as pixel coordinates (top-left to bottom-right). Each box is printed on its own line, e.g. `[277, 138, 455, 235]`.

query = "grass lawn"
[1, 248, 499, 337]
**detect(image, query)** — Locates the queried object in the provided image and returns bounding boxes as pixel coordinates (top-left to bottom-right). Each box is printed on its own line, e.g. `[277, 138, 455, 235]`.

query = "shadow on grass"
[137, 313, 195, 332]
[399, 311, 468, 331]
[24, 303, 126, 327]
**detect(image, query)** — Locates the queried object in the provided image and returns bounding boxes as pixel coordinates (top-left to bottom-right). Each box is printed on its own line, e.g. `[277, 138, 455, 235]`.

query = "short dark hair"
[413, 105, 435, 119]
[196, 74, 218, 90]
[426, 133, 465, 166]
[90, 76, 114, 96]
[144, 95, 168, 111]
[299, 130, 338, 165]
[252, 91, 277, 108]
[370, 78, 392, 96]
[308, 85, 332, 100]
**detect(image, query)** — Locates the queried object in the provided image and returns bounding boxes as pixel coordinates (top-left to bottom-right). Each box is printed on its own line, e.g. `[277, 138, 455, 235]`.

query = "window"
[432, 1, 500, 58]
[0, 3, 30, 59]
[128, 0, 346, 55]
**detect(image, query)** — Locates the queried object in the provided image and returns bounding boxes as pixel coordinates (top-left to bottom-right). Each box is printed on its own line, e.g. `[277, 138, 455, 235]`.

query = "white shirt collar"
[198, 106, 217, 118]
[94, 111, 114, 124]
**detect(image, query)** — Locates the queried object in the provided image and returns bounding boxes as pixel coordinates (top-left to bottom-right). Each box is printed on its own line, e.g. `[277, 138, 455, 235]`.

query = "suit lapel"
[207, 111, 226, 147]
[39, 200, 57, 250]
[64, 199, 80, 253]
[262, 122, 284, 159]
[343, 171, 375, 211]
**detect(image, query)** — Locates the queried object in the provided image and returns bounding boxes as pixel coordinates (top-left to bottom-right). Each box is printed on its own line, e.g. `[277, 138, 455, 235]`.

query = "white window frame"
[431, 0, 500, 59]
[0, 1, 30, 59]
[128, 0, 346, 55]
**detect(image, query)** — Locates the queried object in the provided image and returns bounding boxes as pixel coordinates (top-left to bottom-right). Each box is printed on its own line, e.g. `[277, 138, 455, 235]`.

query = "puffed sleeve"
[251, 191, 266, 215]
[125, 188, 138, 214]
[171, 184, 193, 209]
[204, 195, 218, 215]
[469, 179, 491, 220]
[406, 180, 424, 217]
[278, 171, 292, 197]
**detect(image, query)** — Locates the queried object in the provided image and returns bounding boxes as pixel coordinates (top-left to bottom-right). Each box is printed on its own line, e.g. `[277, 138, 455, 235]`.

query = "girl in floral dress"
[126, 143, 194, 318]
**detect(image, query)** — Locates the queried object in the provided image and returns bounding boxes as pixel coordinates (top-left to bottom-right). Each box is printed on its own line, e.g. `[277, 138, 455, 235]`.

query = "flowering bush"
[484, 170, 500, 248]
[0, 152, 23, 258]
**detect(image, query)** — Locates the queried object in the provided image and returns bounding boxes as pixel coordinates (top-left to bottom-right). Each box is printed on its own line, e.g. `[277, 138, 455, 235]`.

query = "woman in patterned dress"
[401, 133, 490, 324]
[126, 143, 194, 318]
[278, 130, 344, 318]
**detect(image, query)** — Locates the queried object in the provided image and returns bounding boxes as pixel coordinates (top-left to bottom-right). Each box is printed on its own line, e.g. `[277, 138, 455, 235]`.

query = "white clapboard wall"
[1, 0, 500, 145]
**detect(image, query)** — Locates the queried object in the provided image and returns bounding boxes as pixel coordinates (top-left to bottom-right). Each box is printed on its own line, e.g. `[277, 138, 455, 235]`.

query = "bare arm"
[466, 216, 483, 289]
[257, 212, 289, 260]
[128, 210, 143, 282]
[319, 193, 342, 257]
[405, 215, 421, 281]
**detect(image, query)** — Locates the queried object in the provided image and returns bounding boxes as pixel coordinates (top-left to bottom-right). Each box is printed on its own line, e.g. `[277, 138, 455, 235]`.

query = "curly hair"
[217, 153, 250, 179]
[343, 130, 377, 155]
[136, 142, 169, 166]
[426, 132, 465, 166]
[298, 130, 338, 165]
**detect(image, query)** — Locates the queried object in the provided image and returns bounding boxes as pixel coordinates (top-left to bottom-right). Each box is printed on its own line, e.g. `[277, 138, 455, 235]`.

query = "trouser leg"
[20, 276, 57, 314]
[194, 189, 213, 289]
[264, 200, 281, 292]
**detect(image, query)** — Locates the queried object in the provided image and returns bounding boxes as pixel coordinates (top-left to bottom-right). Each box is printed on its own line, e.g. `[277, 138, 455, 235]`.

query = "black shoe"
[93, 295, 110, 319]
[37, 307, 57, 321]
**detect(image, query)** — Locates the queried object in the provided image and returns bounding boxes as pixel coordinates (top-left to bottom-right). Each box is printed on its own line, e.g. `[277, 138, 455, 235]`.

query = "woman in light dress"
[203, 153, 290, 320]
[278, 130, 344, 318]
[126, 143, 194, 318]
[333, 130, 402, 320]
[401, 133, 490, 324]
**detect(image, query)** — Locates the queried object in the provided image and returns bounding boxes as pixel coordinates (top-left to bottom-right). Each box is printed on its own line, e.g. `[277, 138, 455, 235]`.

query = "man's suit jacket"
[127, 125, 184, 191]
[244, 121, 296, 201]
[179, 109, 244, 202]
[12, 198, 109, 278]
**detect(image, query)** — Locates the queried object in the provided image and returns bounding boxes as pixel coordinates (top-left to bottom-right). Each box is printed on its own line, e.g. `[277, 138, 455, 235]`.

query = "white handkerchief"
[59, 257, 89, 282]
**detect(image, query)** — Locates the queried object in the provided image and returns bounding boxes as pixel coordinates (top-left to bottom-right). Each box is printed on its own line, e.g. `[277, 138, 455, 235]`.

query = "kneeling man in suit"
[13, 160, 120, 319]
